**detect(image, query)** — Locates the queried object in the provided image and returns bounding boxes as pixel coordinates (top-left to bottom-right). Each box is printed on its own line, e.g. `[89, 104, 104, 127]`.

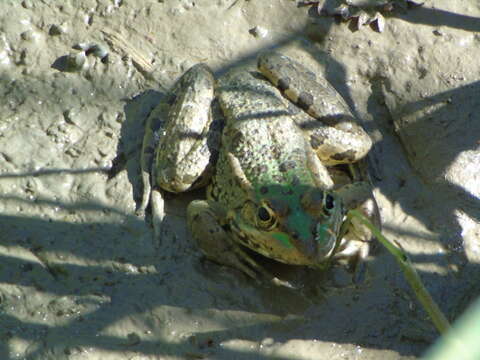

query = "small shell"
[351, 11, 369, 31]
[73, 42, 92, 51]
[331, 4, 350, 19]
[73, 42, 109, 62]
[64, 52, 87, 72]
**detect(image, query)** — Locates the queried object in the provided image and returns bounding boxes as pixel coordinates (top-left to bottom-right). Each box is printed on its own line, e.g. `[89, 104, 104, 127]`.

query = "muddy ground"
[1, 0, 479, 359]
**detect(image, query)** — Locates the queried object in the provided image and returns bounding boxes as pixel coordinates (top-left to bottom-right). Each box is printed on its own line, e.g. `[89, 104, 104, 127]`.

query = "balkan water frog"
[139, 52, 379, 281]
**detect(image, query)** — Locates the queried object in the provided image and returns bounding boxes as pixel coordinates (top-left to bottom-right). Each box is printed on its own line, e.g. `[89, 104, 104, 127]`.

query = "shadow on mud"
[0, 203, 479, 359]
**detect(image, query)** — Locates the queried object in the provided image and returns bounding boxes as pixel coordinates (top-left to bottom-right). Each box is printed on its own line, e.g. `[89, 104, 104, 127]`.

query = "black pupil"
[258, 207, 270, 221]
[325, 194, 334, 210]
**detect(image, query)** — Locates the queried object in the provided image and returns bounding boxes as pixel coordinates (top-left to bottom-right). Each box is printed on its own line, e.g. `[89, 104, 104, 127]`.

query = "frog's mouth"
[311, 212, 343, 260]
[229, 210, 342, 266]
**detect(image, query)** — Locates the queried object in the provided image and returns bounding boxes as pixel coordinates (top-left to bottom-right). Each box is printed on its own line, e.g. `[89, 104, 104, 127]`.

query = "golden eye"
[256, 203, 277, 230]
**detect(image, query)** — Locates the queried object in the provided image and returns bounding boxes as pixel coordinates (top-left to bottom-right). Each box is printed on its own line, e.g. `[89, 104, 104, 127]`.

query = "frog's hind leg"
[146, 64, 220, 244]
[257, 51, 372, 166]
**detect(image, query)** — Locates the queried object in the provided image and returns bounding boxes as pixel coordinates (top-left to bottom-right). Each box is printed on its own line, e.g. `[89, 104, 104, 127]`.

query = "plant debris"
[299, 0, 424, 32]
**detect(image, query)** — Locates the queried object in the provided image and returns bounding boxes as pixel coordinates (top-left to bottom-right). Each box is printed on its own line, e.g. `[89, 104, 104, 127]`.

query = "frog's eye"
[323, 194, 335, 213]
[256, 204, 277, 230]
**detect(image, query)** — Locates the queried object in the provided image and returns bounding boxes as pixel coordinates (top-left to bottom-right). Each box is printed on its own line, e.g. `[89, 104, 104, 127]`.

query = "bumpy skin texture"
[138, 64, 221, 216]
[208, 70, 344, 265]
[258, 52, 372, 166]
[142, 52, 379, 281]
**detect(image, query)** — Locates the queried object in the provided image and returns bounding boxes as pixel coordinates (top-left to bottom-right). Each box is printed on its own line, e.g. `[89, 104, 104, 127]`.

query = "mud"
[0, 1, 479, 359]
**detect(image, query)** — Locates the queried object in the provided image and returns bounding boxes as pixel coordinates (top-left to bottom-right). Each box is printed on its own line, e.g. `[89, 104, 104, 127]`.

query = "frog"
[138, 51, 380, 282]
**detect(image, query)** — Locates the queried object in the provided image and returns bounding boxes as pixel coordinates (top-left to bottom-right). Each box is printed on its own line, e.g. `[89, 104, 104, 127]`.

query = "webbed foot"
[187, 200, 279, 284]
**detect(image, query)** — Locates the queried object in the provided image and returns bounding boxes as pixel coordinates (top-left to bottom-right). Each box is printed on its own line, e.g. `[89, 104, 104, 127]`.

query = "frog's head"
[230, 185, 345, 266]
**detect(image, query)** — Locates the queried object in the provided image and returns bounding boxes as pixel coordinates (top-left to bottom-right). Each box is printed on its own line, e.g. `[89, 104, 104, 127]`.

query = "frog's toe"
[334, 237, 370, 263]
[331, 238, 370, 284]
[213, 245, 286, 286]
[145, 189, 166, 247]
[190, 220, 267, 282]
[221, 245, 265, 283]
[136, 170, 152, 217]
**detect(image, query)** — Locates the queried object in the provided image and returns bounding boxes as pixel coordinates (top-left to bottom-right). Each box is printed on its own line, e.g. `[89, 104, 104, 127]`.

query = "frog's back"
[211, 70, 318, 208]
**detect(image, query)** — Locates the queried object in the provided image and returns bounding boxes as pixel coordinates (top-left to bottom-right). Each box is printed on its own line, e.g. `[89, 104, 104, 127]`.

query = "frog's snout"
[301, 189, 343, 260]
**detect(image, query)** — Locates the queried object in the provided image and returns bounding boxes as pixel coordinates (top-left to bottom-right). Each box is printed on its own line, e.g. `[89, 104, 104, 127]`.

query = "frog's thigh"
[148, 64, 219, 232]
[187, 200, 264, 280]
[257, 52, 371, 165]
[335, 181, 380, 260]
[308, 121, 373, 166]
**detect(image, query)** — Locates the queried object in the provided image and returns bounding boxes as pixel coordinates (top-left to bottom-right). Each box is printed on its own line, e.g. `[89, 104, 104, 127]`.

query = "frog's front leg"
[334, 179, 380, 267]
[187, 200, 274, 282]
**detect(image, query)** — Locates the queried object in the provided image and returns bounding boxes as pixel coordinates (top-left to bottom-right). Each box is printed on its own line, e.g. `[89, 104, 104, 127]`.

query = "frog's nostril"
[324, 194, 335, 211]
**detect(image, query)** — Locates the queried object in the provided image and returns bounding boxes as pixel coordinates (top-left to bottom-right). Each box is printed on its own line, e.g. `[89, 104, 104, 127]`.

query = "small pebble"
[49, 24, 63, 36]
[249, 26, 268, 38]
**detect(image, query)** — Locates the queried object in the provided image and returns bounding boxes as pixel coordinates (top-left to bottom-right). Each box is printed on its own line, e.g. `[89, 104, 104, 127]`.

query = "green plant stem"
[347, 210, 451, 334]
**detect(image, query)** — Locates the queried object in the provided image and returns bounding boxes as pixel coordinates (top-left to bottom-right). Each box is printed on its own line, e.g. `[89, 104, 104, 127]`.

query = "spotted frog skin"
[139, 52, 379, 281]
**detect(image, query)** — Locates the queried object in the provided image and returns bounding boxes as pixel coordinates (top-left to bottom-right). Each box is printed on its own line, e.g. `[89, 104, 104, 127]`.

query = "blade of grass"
[347, 209, 451, 334]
